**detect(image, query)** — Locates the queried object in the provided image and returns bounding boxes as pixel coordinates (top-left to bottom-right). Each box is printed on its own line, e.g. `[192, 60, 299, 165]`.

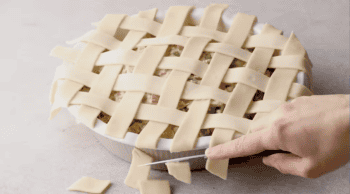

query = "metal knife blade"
[138, 150, 290, 167]
[138, 154, 207, 167]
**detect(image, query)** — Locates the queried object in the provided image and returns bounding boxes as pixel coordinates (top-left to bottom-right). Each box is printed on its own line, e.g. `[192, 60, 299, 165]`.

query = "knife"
[138, 150, 290, 167]
[138, 154, 207, 167]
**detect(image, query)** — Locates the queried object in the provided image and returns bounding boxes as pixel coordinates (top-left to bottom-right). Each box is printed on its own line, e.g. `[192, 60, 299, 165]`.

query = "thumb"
[263, 153, 305, 176]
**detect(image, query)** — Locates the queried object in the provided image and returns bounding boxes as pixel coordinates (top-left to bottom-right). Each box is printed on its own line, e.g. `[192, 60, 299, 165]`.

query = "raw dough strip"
[73, 16, 162, 44]
[69, 92, 251, 134]
[69, 29, 123, 50]
[140, 38, 253, 62]
[52, 46, 309, 80]
[95, 48, 141, 66]
[124, 148, 153, 189]
[125, 148, 171, 193]
[206, 24, 282, 179]
[204, 43, 252, 61]
[166, 162, 191, 184]
[136, 4, 228, 149]
[269, 55, 311, 77]
[50, 46, 80, 63]
[76, 14, 127, 128]
[289, 82, 313, 98]
[105, 6, 194, 139]
[180, 26, 227, 42]
[53, 65, 311, 107]
[67, 176, 111, 194]
[243, 34, 288, 49]
[137, 35, 189, 47]
[119, 16, 162, 36]
[77, 10, 157, 128]
[49, 15, 119, 120]
[170, 5, 231, 152]
[68, 89, 303, 135]
[252, 32, 310, 121]
[171, 13, 257, 153]
[135, 37, 211, 149]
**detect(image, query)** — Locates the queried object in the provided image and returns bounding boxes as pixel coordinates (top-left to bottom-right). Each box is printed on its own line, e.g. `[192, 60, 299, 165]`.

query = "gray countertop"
[1, 0, 349, 193]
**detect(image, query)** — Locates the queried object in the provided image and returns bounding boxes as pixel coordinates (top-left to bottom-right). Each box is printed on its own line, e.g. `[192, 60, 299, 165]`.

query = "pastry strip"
[105, 6, 194, 139]
[136, 4, 229, 149]
[53, 65, 310, 107]
[77, 11, 156, 128]
[166, 162, 191, 184]
[243, 34, 288, 49]
[49, 15, 124, 121]
[67, 176, 111, 194]
[206, 24, 282, 179]
[135, 37, 211, 149]
[119, 16, 162, 36]
[172, 12, 257, 153]
[252, 32, 310, 121]
[74, 29, 122, 50]
[125, 148, 153, 189]
[180, 26, 227, 42]
[169, 5, 231, 152]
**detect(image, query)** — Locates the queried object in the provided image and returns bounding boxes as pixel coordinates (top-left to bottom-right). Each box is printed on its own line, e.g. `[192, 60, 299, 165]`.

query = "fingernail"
[205, 148, 212, 157]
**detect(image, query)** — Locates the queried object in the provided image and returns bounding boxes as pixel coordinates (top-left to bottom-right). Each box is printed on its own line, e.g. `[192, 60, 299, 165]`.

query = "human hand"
[205, 95, 349, 178]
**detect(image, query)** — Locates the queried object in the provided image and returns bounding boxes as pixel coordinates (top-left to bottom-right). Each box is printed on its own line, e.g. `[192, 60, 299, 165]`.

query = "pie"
[49, 3, 313, 192]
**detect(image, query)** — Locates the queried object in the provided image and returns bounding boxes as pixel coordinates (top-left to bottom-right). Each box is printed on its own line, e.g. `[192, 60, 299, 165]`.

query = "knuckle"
[278, 102, 295, 114]
[271, 117, 288, 133]
[269, 118, 290, 148]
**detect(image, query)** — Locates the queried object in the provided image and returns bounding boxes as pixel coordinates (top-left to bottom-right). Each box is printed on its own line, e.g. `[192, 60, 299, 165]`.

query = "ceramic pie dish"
[49, 5, 313, 172]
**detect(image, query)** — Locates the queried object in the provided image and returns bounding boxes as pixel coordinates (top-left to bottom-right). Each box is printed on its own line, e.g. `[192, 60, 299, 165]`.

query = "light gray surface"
[1, 0, 349, 193]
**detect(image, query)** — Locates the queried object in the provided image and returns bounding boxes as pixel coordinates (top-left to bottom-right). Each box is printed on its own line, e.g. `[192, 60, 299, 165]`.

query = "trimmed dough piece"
[165, 162, 191, 184]
[124, 148, 153, 189]
[67, 176, 111, 194]
[138, 180, 171, 194]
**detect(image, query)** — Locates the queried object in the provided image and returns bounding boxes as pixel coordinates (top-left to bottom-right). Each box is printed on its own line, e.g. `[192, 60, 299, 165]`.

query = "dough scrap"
[67, 176, 111, 194]
[124, 148, 153, 189]
[166, 162, 191, 184]
[138, 180, 171, 194]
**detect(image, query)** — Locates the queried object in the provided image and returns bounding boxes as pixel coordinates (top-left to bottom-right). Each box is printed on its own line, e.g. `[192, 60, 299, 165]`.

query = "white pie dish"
[63, 8, 312, 170]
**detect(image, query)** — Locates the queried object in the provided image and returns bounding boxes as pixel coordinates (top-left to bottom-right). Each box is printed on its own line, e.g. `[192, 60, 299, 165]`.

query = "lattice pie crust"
[50, 4, 313, 186]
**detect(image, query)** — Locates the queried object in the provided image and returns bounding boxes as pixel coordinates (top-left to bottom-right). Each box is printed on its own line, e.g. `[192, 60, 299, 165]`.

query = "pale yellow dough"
[138, 180, 171, 194]
[67, 176, 111, 194]
[166, 162, 192, 184]
[125, 148, 172, 193]
[124, 148, 153, 189]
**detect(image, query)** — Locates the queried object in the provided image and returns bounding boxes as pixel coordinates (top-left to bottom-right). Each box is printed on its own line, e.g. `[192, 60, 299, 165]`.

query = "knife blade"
[138, 150, 290, 167]
[138, 154, 207, 167]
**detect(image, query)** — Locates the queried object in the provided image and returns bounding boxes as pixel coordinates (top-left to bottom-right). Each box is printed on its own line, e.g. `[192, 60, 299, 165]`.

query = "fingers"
[205, 129, 274, 160]
[263, 153, 307, 177]
[249, 116, 269, 133]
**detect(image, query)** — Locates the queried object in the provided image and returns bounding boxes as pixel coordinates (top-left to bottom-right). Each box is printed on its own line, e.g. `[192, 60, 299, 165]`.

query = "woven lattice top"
[49, 4, 312, 178]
